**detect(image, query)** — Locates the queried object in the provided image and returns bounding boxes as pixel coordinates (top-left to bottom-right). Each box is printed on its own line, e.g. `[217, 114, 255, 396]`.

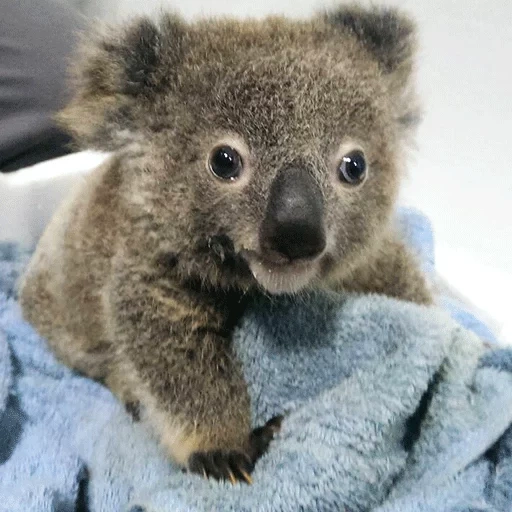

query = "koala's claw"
[249, 415, 284, 462]
[188, 450, 254, 484]
[187, 415, 283, 484]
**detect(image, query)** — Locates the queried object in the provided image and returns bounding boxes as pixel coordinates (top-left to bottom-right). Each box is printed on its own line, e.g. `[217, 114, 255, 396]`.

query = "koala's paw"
[249, 415, 283, 462]
[187, 416, 283, 484]
[188, 450, 254, 484]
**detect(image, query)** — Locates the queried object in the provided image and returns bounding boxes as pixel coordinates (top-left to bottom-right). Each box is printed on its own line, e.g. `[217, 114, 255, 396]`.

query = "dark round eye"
[338, 150, 367, 185]
[209, 146, 242, 181]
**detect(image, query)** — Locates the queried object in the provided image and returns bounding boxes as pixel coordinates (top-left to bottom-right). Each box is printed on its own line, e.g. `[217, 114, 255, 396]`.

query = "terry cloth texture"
[0, 208, 511, 511]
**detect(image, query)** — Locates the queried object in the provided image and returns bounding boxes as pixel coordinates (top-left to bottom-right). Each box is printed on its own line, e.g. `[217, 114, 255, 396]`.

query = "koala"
[19, 4, 432, 483]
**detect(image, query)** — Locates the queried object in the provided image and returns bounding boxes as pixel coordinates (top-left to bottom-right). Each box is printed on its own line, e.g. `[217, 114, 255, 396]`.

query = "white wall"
[87, 0, 318, 21]
[395, 0, 512, 276]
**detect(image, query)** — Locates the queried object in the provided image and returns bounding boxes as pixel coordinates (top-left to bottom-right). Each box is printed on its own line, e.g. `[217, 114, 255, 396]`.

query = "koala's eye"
[338, 150, 367, 185]
[208, 146, 242, 181]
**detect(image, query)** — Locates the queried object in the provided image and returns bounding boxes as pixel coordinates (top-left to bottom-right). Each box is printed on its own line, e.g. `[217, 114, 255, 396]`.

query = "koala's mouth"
[241, 250, 319, 295]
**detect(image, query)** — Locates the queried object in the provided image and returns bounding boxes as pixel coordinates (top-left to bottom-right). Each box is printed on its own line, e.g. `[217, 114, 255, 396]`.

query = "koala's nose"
[261, 167, 326, 261]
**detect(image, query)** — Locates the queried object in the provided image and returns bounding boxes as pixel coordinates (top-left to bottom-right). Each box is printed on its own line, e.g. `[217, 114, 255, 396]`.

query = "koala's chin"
[242, 251, 320, 295]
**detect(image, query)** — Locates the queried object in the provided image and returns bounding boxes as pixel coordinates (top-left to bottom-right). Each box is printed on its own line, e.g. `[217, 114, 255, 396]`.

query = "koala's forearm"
[108, 271, 251, 464]
[333, 233, 433, 305]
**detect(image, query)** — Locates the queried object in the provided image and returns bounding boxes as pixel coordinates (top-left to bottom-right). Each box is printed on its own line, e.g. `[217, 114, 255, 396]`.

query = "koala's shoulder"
[40, 156, 127, 264]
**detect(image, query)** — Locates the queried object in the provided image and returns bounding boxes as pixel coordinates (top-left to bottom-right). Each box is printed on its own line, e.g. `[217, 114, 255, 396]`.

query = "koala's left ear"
[58, 14, 186, 151]
[325, 5, 420, 130]
[325, 5, 416, 75]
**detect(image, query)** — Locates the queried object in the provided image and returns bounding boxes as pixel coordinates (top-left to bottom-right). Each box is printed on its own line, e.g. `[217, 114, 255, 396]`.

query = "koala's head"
[60, 5, 419, 294]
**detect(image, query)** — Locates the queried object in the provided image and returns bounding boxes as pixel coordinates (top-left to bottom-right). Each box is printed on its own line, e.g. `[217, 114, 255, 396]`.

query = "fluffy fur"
[19, 4, 431, 482]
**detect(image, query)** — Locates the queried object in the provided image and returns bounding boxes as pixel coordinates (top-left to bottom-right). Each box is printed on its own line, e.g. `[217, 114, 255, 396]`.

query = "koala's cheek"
[230, 223, 260, 253]
[213, 201, 261, 253]
[327, 208, 378, 259]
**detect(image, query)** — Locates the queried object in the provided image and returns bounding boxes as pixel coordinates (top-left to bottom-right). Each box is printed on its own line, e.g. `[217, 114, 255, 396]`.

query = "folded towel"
[1, 208, 511, 512]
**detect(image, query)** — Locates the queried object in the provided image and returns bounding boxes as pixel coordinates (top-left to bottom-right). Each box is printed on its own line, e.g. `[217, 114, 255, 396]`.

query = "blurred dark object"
[0, 0, 84, 172]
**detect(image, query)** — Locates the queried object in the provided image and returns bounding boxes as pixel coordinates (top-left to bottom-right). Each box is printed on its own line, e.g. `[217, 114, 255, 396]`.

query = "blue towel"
[1, 208, 512, 512]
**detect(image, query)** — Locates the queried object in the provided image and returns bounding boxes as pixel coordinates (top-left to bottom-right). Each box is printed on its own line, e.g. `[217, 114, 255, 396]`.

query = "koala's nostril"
[269, 221, 326, 261]
[261, 166, 326, 262]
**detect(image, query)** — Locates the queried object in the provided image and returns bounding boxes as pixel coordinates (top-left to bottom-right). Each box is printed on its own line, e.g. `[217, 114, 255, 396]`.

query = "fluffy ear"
[58, 15, 186, 150]
[325, 4, 420, 131]
[325, 4, 416, 74]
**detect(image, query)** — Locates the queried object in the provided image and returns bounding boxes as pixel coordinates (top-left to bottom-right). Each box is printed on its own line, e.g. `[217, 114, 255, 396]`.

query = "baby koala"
[19, 4, 432, 483]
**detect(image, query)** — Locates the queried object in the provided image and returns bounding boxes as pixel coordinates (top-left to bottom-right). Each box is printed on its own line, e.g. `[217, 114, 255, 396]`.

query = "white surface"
[436, 245, 512, 345]
[0, 151, 107, 246]
[397, 0, 512, 276]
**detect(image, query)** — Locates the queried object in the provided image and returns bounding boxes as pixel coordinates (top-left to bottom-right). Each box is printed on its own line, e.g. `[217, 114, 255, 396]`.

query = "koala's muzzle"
[260, 167, 326, 262]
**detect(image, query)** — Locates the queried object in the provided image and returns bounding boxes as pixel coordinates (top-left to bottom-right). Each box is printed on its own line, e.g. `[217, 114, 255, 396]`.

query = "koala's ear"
[58, 15, 186, 150]
[325, 5, 416, 75]
[325, 5, 420, 132]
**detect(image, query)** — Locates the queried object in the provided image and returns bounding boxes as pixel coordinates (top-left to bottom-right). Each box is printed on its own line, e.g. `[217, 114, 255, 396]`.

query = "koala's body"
[19, 5, 432, 482]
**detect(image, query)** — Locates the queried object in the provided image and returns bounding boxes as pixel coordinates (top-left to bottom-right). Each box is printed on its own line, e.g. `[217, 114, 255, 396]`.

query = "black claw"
[189, 452, 219, 480]
[229, 452, 254, 483]
[187, 416, 283, 484]
[212, 451, 232, 481]
[188, 452, 206, 475]
[188, 450, 255, 484]
[265, 415, 284, 431]
[249, 415, 284, 462]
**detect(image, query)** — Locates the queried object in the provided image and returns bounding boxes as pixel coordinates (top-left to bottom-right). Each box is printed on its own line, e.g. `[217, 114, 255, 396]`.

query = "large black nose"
[260, 167, 326, 261]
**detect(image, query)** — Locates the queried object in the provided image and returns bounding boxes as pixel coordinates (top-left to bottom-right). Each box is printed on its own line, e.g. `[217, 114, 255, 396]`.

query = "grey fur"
[19, 4, 431, 480]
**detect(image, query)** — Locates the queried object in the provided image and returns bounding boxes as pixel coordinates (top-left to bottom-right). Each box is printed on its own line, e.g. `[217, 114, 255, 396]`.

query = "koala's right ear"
[58, 15, 186, 151]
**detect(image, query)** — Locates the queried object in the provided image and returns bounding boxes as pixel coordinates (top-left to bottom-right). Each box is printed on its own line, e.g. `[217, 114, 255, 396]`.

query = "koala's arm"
[106, 253, 269, 479]
[336, 233, 433, 305]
